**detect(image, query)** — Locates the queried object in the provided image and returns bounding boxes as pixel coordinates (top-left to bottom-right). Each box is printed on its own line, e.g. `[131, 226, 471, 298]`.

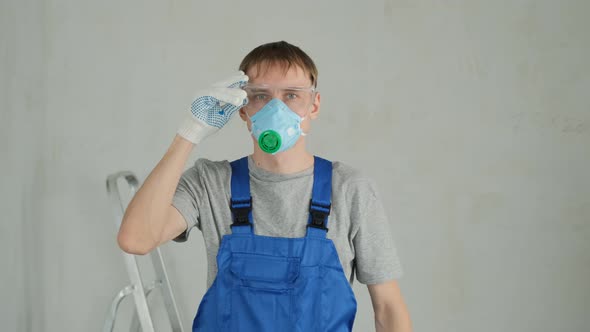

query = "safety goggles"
[242, 83, 316, 116]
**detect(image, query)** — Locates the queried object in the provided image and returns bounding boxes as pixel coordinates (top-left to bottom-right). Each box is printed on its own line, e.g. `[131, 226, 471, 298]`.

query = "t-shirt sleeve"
[351, 178, 404, 284]
[171, 161, 204, 243]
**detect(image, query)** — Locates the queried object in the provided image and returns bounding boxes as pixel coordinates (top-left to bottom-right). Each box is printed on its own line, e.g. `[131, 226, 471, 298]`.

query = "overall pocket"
[229, 252, 300, 331]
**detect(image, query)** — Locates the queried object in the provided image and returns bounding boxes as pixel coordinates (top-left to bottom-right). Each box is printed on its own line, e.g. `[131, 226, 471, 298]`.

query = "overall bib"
[192, 156, 358, 331]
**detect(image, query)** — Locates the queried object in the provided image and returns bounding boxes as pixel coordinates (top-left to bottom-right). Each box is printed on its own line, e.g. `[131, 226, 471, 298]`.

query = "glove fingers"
[220, 103, 240, 118]
[185, 72, 249, 133]
[209, 88, 247, 107]
[212, 71, 249, 88]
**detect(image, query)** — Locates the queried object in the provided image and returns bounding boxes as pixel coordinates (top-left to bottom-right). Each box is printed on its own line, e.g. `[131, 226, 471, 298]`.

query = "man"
[118, 41, 412, 331]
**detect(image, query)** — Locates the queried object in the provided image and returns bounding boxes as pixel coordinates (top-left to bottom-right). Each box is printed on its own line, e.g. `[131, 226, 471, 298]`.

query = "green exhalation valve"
[258, 130, 281, 154]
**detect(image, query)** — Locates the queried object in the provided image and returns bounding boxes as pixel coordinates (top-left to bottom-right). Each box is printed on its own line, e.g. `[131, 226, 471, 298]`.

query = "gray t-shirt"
[172, 155, 403, 289]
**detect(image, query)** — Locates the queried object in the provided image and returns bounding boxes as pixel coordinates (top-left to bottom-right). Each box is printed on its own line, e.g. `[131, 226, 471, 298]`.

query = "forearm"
[374, 303, 413, 332]
[117, 134, 194, 254]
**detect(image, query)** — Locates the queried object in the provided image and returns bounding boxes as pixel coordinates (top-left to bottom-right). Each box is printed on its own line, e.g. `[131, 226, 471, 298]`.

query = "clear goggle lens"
[242, 84, 316, 116]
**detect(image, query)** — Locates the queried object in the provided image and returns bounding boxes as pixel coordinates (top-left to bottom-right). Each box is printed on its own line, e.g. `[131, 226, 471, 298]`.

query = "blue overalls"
[192, 156, 358, 331]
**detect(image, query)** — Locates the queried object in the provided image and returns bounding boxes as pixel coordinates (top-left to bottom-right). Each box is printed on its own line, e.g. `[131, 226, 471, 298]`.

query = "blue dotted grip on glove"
[190, 81, 247, 129]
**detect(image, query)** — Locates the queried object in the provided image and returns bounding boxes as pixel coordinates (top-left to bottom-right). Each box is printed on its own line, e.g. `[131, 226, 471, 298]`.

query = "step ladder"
[104, 171, 185, 332]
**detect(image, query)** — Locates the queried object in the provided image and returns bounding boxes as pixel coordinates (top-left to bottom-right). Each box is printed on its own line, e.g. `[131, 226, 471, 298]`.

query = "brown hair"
[239, 41, 318, 87]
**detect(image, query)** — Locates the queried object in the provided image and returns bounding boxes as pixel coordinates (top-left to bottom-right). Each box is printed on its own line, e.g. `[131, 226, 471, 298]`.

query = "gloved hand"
[177, 71, 249, 144]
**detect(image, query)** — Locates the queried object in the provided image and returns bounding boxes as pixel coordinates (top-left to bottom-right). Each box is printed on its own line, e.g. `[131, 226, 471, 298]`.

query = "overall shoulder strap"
[306, 156, 333, 238]
[229, 156, 253, 234]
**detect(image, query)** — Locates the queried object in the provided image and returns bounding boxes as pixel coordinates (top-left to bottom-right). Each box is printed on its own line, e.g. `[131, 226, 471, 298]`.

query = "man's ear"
[309, 92, 321, 120]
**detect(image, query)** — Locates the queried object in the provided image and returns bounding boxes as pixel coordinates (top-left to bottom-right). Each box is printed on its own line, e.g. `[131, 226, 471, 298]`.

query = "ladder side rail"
[107, 172, 156, 332]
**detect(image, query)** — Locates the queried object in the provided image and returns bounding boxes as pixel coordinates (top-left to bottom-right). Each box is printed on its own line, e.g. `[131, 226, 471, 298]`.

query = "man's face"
[238, 63, 320, 136]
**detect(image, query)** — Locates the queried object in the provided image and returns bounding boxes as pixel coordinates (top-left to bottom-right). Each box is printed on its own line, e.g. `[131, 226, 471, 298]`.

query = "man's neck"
[250, 140, 314, 175]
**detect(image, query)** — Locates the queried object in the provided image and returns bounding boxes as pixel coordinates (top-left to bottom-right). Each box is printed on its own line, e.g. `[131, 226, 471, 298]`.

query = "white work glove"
[177, 71, 249, 144]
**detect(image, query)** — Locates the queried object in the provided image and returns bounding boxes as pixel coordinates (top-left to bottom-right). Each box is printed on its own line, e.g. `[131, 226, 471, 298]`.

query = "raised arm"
[117, 71, 249, 254]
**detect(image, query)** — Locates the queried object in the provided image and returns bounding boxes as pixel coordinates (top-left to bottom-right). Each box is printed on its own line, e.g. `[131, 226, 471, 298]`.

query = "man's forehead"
[246, 63, 311, 85]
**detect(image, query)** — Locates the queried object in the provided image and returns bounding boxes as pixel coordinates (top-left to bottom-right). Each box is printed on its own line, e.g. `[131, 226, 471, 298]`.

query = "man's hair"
[239, 41, 318, 87]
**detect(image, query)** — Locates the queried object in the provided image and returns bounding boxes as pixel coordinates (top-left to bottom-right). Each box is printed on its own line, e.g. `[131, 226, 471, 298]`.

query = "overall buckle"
[231, 198, 252, 227]
[307, 200, 330, 231]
